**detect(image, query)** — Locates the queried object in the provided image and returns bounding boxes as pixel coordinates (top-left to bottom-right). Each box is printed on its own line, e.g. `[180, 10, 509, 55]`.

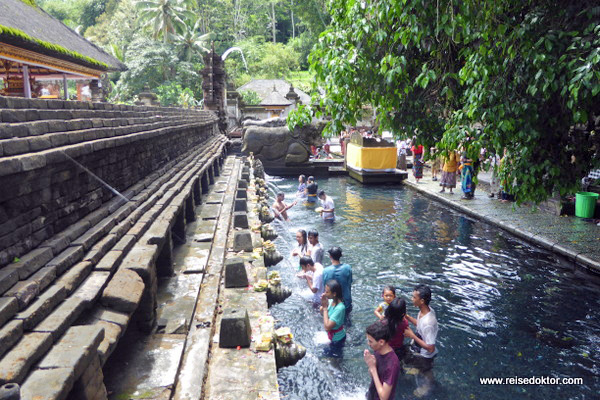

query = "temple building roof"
[0, 0, 126, 76]
[238, 79, 310, 105]
[259, 86, 292, 107]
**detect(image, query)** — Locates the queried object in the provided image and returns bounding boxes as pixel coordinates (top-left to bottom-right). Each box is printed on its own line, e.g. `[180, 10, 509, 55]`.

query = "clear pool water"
[267, 176, 600, 400]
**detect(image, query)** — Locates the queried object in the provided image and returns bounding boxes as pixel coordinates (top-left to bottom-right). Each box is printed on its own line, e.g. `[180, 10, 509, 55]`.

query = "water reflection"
[269, 177, 600, 400]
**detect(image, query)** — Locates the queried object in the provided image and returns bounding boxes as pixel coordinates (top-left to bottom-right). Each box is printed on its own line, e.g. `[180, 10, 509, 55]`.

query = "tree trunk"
[290, 0, 295, 39]
[271, 1, 276, 43]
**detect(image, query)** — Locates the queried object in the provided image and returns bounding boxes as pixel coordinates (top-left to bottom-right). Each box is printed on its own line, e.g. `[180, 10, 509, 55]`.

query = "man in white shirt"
[404, 284, 438, 397]
[297, 256, 324, 306]
[318, 190, 335, 221]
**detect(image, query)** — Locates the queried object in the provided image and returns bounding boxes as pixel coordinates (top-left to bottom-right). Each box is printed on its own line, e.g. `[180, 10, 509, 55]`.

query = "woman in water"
[383, 298, 409, 360]
[296, 174, 307, 198]
[291, 229, 308, 258]
[321, 279, 346, 357]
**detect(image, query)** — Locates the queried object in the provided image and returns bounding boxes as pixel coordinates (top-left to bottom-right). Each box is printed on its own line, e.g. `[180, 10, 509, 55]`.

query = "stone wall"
[0, 95, 228, 399]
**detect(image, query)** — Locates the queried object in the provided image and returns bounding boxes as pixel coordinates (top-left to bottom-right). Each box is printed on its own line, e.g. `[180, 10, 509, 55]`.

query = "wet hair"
[366, 320, 391, 342]
[382, 285, 396, 296]
[325, 279, 343, 301]
[299, 256, 314, 267]
[327, 246, 342, 261]
[318, 190, 326, 197]
[414, 284, 432, 306]
[307, 229, 319, 238]
[296, 229, 308, 249]
[385, 298, 406, 337]
[307, 176, 315, 182]
[277, 192, 284, 198]
[299, 174, 306, 183]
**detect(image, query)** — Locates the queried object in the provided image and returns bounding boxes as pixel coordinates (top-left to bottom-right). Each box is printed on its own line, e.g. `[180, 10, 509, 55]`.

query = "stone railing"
[0, 96, 228, 399]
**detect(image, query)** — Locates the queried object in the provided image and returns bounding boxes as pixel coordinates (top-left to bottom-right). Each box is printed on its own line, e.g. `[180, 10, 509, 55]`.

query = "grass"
[0, 24, 109, 69]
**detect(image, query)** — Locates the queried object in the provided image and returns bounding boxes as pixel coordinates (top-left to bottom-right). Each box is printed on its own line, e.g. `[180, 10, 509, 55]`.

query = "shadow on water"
[267, 176, 600, 400]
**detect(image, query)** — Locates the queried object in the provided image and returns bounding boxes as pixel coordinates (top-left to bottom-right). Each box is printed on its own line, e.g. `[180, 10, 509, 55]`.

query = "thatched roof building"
[0, 0, 125, 99]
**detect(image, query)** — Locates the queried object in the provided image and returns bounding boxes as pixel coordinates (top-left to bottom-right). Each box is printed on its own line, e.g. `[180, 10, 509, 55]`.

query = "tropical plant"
[136, 0, 192, 42]
[239, 90, 262, 105]
[174, 18, 213, 61]
[310, 0, 600, 204]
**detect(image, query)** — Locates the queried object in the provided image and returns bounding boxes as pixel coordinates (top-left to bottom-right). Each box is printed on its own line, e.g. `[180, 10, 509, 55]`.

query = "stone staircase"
[0, 96, 228, 399]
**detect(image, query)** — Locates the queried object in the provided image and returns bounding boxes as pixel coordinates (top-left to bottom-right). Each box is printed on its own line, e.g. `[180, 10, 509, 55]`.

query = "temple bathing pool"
[267, 176, 599, 400]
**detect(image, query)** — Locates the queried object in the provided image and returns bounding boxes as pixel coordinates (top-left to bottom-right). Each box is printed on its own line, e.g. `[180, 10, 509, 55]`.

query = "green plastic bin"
[575, 191, 599, 218]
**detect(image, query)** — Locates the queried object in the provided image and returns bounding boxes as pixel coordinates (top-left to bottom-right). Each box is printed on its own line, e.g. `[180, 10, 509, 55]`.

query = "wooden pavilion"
[0, 0, 125, 100]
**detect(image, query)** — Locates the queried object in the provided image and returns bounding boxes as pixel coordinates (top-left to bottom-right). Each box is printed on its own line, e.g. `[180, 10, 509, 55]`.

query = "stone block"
[20, 367, 74, 400]
[0, 320, 23, 359]
[224, 258, 248, 288]
[10, 248, 53, 280]
[5, 280, 39, 310]
[55, 261, 92, 295]
[100, 269, 144, 314]
[40, 234, 70, 256]
[15, 285, 66, 330]
[46, 245, 84, 275]
[0, 297, 18, 327]
[0, 268, 19, 295]
[113, 234, 136, 253]
[233, 231, 253, 252]
[235, 189, 247, 200]
[233, 212, 249, 229]
[0, 332, 53, 384]
[241, 172, 250, 182]
[28, 266, 57, 293]
[94, 250, 124, 272]
[219, 308, 251, 348]
[234, 199, 247, 212]
[94, 320, 122, 365]
[3, 138, 30, 156]
[91, 307, 129, 329]
[237, 180, 248, 189]
[33, 297, 87, 342]
[71, 219, 114, 251]
[37, 325, 104, 379]
[71, 272, 110, 306]
[121, 245, 158, 283]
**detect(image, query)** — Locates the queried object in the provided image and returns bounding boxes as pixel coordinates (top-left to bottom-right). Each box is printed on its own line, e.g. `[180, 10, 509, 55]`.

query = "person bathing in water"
[272, 192, 297, 221]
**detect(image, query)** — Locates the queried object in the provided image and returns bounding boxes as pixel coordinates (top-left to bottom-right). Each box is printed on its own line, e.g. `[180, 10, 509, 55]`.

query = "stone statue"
[242, 122, 326, 166]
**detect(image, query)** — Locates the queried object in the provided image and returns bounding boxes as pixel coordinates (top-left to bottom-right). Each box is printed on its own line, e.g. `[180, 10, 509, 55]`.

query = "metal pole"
[63, 73, 68, 100]
[22, 64, 31, 99]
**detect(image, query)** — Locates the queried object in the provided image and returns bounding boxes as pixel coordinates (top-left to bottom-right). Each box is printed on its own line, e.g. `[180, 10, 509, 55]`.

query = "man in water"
[364, 320, 401, 400]
[318, 190, 335, 221]
[404, 284, 438, 397]
[322, 246, 352, 313]
[307, 229, 324, 264]
[272, 192, 296, 221]
[305, 176, 318, 204]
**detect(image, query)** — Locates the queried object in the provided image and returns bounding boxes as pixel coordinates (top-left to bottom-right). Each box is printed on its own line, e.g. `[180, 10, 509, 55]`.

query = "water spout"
[221, 47, 249, 72]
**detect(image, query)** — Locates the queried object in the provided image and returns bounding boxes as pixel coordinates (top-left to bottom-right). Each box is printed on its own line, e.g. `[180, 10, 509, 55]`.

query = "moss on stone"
[18, 0, 37, 7]
[0, 24, 109, 69]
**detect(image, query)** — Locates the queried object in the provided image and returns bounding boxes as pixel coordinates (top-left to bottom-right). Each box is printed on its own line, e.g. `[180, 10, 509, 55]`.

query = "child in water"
[374, 285, 396, 320]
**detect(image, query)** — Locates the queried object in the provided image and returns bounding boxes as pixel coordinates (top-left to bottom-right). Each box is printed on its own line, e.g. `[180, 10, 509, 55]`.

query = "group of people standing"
[291, 227, 438, 399]
[272, 175, 336, 222]
[406, 137, 515, 202]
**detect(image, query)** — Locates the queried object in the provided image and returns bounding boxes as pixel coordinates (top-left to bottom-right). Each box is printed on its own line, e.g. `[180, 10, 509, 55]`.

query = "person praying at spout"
[272, 192, 296, 222]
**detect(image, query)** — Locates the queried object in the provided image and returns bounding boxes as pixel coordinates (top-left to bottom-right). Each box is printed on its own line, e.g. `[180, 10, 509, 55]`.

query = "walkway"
[403, 168, 600, 273]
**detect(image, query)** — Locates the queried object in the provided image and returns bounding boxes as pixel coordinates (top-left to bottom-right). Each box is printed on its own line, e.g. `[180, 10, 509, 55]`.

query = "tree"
[137, 0, 191, 42]
[310, 0, 600, 204]
[174, 19, 213, 61]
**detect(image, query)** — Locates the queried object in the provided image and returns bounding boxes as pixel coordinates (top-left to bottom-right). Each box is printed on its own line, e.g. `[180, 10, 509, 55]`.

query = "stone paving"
[403, 168, 600, 273]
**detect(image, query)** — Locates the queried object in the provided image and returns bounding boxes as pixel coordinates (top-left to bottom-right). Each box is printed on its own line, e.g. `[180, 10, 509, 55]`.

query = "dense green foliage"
[311, 0, 600, 203]
[39, 0, 327, 106]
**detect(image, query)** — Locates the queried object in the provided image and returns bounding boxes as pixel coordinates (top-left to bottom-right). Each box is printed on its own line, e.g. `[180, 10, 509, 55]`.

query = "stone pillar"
[156, 231, 174, 277]
[185, 194, 196, 223]
[66, 354, 107, 400]
[90, 79, 102, 102]
[201, 45, 227, 134]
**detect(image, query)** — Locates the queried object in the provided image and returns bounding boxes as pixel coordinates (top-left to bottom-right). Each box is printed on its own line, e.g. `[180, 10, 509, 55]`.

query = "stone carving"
[242, 122, 325, 165]
[242, 117, 287, 128]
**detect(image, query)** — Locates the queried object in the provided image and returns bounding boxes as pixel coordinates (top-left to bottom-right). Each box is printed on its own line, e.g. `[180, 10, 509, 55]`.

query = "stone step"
[0, 332, 53, 384]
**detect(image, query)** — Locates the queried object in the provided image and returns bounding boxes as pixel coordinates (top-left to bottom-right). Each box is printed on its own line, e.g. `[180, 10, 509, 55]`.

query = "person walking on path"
[460, 154, 475, 199]
[439, 150, 459, 194]
[411, 137, 425, 182]
[364, 320, 401, 400]
[322, 247, 353, 313]
[430, 147, 441, 181]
